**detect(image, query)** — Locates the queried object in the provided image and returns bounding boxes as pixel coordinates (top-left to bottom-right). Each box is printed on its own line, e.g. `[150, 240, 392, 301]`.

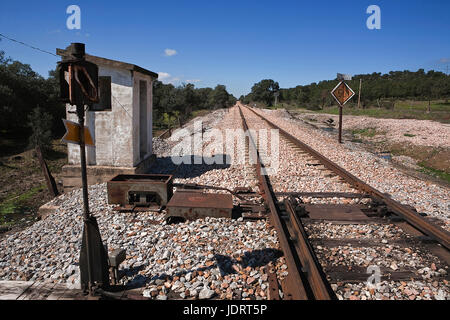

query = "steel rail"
[238, 105, 311, 300]
[284, 198, 334, 300]
[245, 105, 450, 250]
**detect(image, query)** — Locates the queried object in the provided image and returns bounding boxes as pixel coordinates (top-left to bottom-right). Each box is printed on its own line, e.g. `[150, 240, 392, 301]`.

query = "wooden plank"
[58, 289, 85, 300]
[275, 192, 369, 199]
[36, 282, 58, 300]
[16, 281, 40, 300]
[121, 286, 148, 300]
[45, 283, 68, 300]
[105, 290, 127, 300]
[304, 204, 368, 221]
[325, 266, 446, 283]
[19, 282, 57, 300]
[396, 222, 450, 266]
[241, 212, 267, 220]
[125, 287, 146, 296]
[36, 146, 59, 197]
[309, 238, 419, 247]
[301, 217, 391, 225]
[0, 281, 34, 300]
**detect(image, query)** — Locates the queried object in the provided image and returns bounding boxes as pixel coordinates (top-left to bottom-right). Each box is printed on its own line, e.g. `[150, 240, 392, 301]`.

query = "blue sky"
[0, 0, 449, 97]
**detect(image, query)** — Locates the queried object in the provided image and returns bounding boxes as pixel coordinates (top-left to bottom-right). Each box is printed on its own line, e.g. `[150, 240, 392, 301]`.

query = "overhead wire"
[0, 33, 58, 57]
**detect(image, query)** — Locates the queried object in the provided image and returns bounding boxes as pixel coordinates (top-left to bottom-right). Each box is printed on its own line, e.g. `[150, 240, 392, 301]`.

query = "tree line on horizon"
[153, 81, 236, 129]
[240, 69, 450, 109]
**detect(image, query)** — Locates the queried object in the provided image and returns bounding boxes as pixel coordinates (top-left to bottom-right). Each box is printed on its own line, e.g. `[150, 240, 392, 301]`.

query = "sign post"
[58, 43, 109, 297]
[331, 75, 355, 143]
[338, 104, 343, 143]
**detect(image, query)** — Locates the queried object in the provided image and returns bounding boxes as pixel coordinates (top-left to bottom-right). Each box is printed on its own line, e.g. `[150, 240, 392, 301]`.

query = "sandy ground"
[295, 112, 450, 148]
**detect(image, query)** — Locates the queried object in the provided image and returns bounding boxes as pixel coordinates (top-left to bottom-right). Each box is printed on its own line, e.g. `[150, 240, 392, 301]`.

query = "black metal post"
[338, 105, 343, 144]
[76, 105, 90, 218]
[76, 103, 94, 295]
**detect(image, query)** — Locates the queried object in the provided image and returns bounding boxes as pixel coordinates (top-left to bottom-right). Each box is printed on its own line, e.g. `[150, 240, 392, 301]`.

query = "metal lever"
[73, 65, 98, 103]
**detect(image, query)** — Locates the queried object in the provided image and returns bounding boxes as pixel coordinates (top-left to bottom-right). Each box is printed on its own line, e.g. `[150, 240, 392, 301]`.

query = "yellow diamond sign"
[331, 81, 355, 106]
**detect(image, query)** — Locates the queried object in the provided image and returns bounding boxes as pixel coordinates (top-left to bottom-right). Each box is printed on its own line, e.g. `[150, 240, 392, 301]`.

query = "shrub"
[27, 105, 53, 153]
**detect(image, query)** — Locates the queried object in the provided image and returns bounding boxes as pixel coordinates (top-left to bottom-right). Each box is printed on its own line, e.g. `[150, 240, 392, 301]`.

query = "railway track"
[1, 103, 448, 300]
[237, 103, 450, 300]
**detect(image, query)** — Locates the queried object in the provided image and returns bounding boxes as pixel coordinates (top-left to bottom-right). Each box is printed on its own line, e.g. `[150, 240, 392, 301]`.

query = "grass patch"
[403, 133, 416, 137]
[191, 109, 211, 118]
[395, 101, 450, 112]
[389, 143, 450, 183]
[352, 128, 378, 137]
[418, 163, 450, 184]
[0, 184, 45, 216]
[310, 100, 450, 123]
[0, 138, 66, 229]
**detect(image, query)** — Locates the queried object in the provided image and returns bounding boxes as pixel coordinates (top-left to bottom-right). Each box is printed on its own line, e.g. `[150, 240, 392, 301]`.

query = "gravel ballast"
[1, 105, 448, 300]
[0, 106, 284, 300]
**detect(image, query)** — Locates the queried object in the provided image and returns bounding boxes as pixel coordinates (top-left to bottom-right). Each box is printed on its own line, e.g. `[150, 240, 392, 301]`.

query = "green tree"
[209, 85, 230, 109]
[250, 79, 280, 106]
[153, 80, 235, 126]
[0, 48, 64, 136]
[182, 83, 196, 118]
[27, 105, 53, 153]
[227, 94, 237, 106]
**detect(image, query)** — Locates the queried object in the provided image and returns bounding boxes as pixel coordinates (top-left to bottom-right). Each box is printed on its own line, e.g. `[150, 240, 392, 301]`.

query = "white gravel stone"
[199, 288, 215, 299]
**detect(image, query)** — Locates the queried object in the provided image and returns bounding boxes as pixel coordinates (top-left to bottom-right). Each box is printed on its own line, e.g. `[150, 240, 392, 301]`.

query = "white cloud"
[157, 72, 182, 84]
[164, 48, 177, 57]
[439, 57, 450, 64]
[158, 73, 201, 85]
[158, 72, 171, 81]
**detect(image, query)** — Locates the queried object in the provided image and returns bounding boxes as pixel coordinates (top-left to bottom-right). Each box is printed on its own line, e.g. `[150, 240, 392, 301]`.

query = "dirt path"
[298, 112, 450, 148]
